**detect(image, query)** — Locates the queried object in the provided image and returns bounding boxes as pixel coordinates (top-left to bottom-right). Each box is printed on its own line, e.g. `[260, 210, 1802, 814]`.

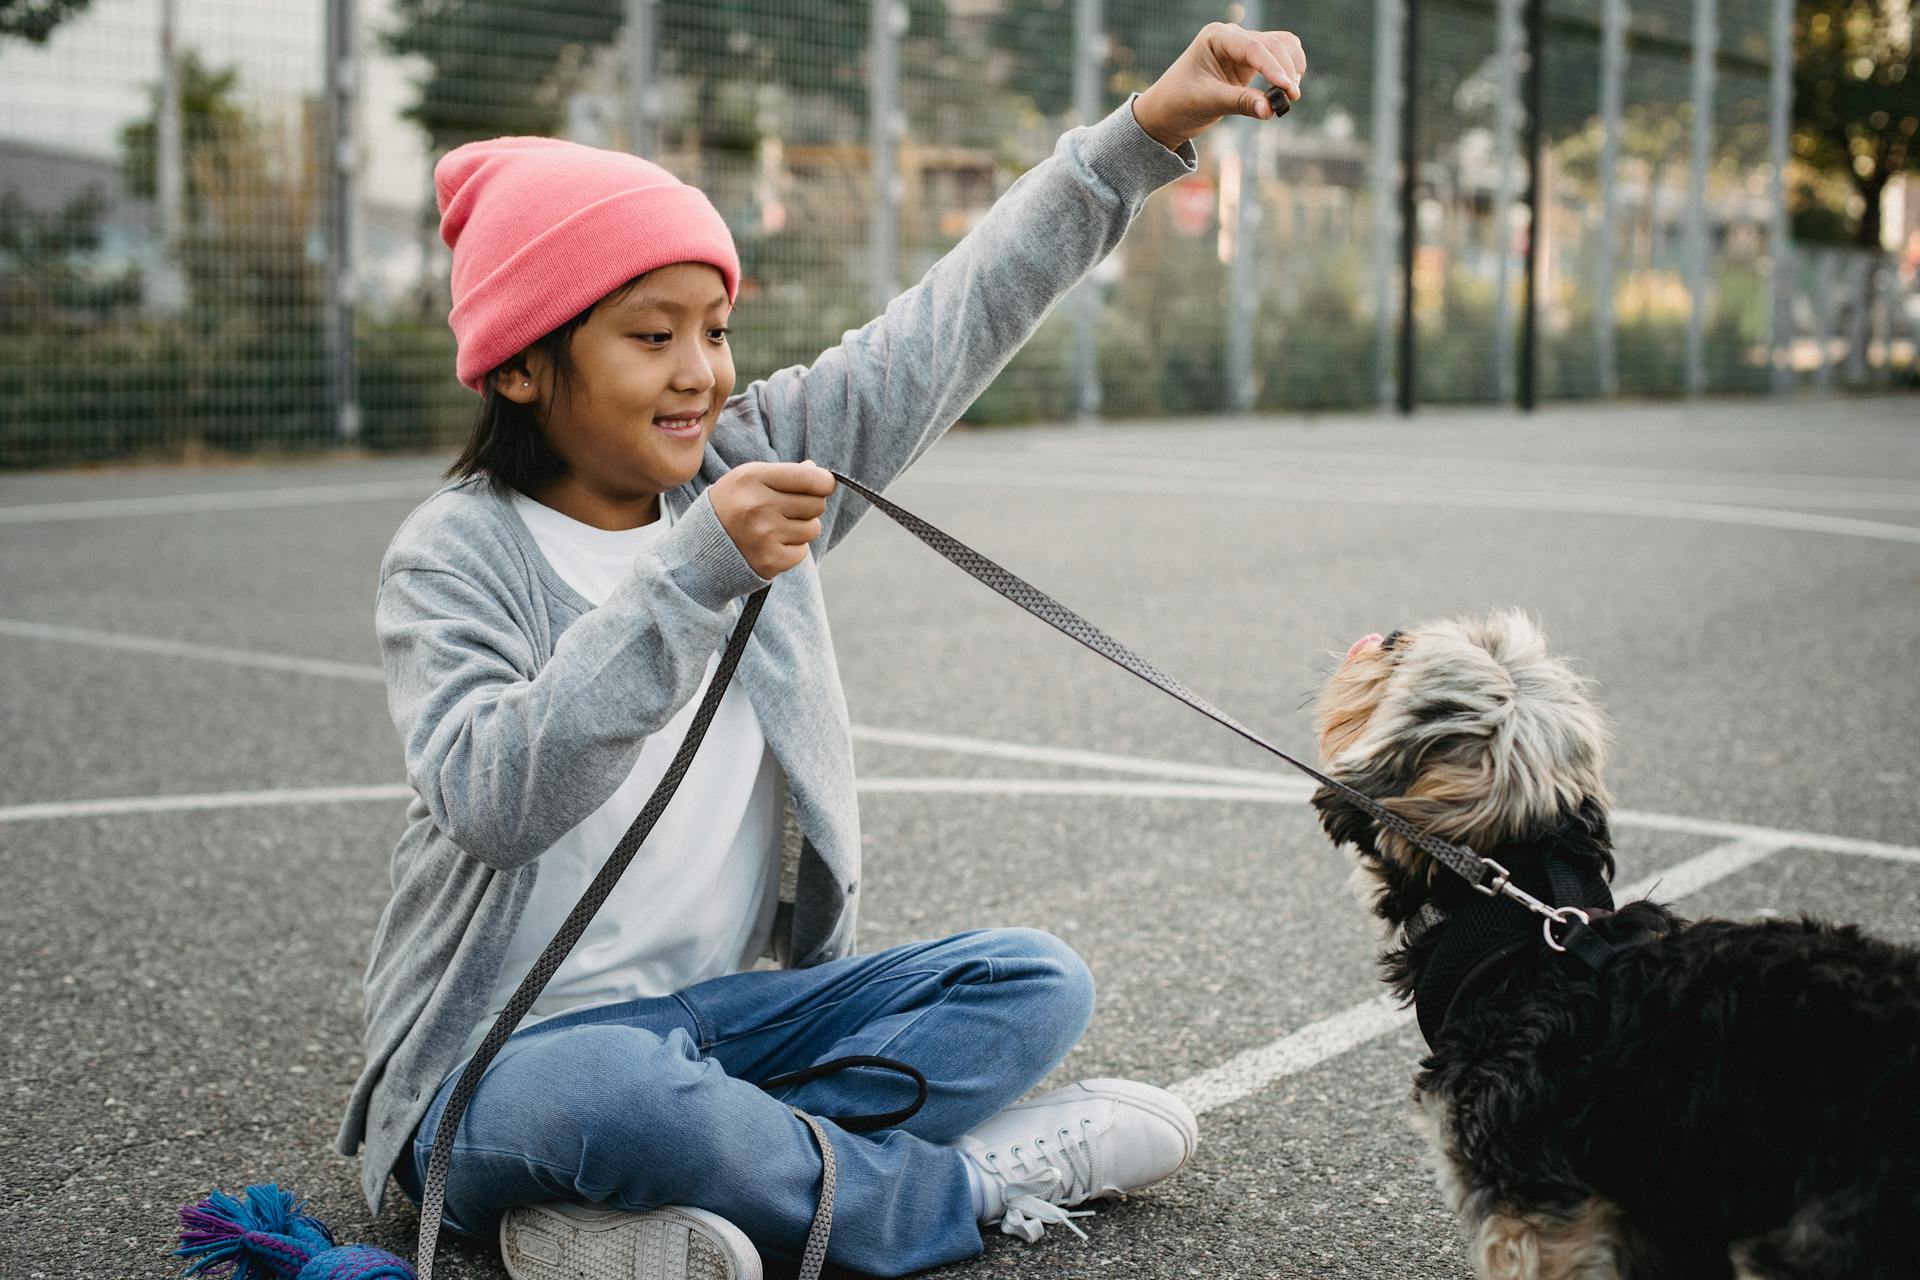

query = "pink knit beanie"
[435, 136, 741, 392]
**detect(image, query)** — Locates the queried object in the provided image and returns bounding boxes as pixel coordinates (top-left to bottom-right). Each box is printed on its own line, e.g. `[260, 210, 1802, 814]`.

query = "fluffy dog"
[1310, 609, 1919, 1280]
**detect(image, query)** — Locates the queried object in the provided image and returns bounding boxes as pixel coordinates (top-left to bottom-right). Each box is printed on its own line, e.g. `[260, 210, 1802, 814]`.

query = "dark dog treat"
[1264, 86, 1291, 117]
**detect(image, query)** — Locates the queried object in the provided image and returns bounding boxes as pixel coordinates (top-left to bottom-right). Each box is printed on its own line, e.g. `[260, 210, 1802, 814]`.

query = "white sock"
[959, 1148, 989, 1221]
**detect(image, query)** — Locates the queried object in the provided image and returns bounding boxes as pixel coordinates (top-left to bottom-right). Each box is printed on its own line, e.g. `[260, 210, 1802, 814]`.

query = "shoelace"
[1000, 1175, 1095, 1243]
[980, 1119, 1103, 1243]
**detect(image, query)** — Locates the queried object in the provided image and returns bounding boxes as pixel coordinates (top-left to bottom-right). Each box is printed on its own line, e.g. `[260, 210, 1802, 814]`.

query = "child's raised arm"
[734, 22, 1306, 558]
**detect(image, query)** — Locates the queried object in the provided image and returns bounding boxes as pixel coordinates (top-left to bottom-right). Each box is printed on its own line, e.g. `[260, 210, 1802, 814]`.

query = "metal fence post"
[1595, 0, 1627, 397]
[1369, 0, 1402, 409]
[1846, 252, 1873, 384]
[325, 0, 359, 445]
[625, 0, 659, 158]
[1813, 248, 1836, 392]
[1492, 0, 1521, 404]
[1767, 0, 1792, 392]
[1520, 0, 1545, 410]
[869, 0, 905, 316]
[146, 0, 188, 315]
[1227, 2, 1261, 414]
[1684, 0, 1715, 395]
[1072, 0, 1104, 423]
[1397, 0, 1419, 415]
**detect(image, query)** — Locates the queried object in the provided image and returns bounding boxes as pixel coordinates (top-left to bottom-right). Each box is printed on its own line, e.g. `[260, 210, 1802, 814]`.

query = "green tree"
[986, 1, 1214, 120]
[382, 0, 950, 155]
[114, 50, 329, 446]
[655, 1, 948, 142]
[115, 55, 320, 321]
[117, 50, 250, 224]
[0, 0, 91, 44]
[985, 2, 1616, 158]
[0, 186, 139, 326]
[1794, 0, 1919, 248]
[383, 1, 624, 152]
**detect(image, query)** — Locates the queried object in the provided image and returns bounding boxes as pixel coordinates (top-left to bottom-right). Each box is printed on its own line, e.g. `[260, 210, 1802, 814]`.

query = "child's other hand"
[1133, 21, 1306, 153]
[711, 460, 837, 580]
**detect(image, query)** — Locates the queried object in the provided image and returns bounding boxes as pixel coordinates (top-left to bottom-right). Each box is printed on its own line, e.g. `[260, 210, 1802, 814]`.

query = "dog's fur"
[1311, 609, 1920, 1280]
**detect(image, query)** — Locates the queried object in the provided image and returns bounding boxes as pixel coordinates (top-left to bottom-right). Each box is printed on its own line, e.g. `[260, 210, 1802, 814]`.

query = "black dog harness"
[1408, 833, 1625, 1046]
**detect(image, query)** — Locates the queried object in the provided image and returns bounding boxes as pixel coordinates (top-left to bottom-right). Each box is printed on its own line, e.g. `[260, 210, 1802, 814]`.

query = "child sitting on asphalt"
[336, 21, 1306, 1279]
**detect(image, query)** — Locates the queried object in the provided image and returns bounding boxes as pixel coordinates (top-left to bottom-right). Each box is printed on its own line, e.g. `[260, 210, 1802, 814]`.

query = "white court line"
[853, 782, 1920, 862]
[0, 784, 412, 823]
[1, 782, 1902, 1111]
[1167, 995, 1411, 1114]
[0, 478, 431, 524]
[855, 734, 1920, 861]
[1168, 836, 1793, 1117]
[865, 783, 1920, 862]
[1610, 808, 1920, 864]
[967, 449, 1920, 514]
[906, 465, 1920, 545]
[1611, 836, 1792, 903]
[0, 619, 387, 682]
[7, 776, 1914, 870]
[0, 620, 1309, 791]
[6, 609, 1908, 1116]
[4, 621, 1914, 865]
[4, 453, 1915, 539]
[0, 777, 1312, 824]
[0, 627, 1911, 865]
[850, 724, 1308, 788]
[17, 619, 1907, 846]
[990, 443, 1920, 505]
[860, 777, 1317, 802]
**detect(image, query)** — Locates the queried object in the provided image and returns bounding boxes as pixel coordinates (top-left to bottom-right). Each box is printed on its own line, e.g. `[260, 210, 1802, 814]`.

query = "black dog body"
[1311, 613, 1920, 1279]
[1414, 882, 1920, 1279]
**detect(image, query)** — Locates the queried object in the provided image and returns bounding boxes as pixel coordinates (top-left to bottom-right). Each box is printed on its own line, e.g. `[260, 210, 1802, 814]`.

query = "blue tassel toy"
[175, 1183, 416, 1280]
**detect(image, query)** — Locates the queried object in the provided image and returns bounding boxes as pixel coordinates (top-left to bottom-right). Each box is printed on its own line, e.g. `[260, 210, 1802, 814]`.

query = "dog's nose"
[1347, 633, 1384, 660]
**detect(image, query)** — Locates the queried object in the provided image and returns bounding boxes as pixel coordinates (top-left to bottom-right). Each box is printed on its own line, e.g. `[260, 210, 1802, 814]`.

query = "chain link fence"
[1, 0, 1913, 469]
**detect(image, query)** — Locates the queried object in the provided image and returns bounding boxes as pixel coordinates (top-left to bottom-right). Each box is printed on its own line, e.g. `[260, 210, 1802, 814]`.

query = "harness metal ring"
[1542, 905, 1592, 953]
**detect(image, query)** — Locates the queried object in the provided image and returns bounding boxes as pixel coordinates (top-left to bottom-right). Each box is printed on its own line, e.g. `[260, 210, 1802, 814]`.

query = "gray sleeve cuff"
[653, 487, 775, 612]
[1078, 92, 1200, 204]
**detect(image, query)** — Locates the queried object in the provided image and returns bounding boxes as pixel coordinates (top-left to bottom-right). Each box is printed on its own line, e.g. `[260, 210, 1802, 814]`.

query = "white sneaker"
[955, 1079, 1199, 1244]
[499, 1201, 762, 1280]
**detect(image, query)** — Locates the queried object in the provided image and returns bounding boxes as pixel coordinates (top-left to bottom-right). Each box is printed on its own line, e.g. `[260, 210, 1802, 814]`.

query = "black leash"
[415, 460, 1621, 1278]
[824, 467, 1647, 1047]
[824, 468, 1618, 958]
[415, 582, 922, 1280]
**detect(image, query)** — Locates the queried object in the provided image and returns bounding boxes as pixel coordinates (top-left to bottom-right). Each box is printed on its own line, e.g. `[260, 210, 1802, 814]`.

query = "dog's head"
[1311, 610, 1614, 978]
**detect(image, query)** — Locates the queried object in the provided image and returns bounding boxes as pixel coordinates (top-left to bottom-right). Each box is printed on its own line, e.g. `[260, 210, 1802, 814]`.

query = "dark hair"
[442, 274, 649, 495]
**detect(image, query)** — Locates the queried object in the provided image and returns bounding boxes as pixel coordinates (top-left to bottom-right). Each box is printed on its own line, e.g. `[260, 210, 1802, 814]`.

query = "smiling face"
[497, 261, 735, 530]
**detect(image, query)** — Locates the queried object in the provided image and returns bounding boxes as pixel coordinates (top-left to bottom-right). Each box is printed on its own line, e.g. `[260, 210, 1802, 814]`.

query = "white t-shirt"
[452, 489, 786, 1067]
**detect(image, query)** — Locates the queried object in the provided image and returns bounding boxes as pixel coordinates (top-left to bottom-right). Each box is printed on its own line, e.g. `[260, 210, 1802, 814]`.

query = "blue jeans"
[393, 927, 1096, 1276]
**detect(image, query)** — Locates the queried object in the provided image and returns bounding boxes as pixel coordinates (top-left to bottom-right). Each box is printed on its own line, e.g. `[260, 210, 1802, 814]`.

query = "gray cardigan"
[338, 94, 1198, 1216]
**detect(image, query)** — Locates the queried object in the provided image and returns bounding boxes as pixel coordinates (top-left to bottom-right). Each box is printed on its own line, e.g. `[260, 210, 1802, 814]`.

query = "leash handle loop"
[760, 1056, 930, 1135]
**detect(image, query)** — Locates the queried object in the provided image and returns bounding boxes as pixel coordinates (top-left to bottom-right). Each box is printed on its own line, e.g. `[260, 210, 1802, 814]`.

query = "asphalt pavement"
[3, 395, 1916, 1279]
